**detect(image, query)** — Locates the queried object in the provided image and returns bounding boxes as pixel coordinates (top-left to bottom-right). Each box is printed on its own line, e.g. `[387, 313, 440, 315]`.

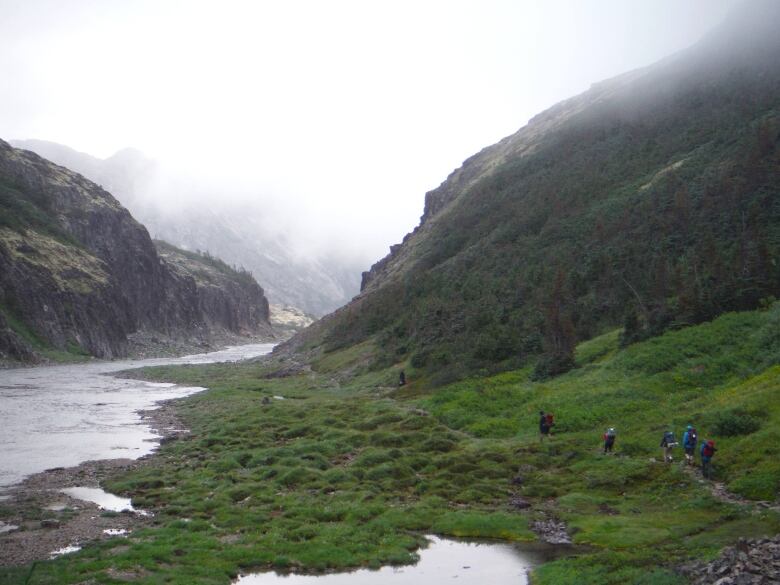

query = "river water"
[0, 343, 275, 489]
[0, 343, 570, 578]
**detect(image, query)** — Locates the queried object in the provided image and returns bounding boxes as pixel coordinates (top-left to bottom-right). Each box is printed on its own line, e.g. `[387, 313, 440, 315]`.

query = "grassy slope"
[321, 36, 780, 382]
[4, 306, 780, 584]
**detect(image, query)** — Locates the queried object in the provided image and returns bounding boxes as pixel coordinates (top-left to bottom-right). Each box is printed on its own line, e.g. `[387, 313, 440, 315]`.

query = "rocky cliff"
[0, 140, 273, 363]
[154, 241, 270, 337]
[10, 139, 362, 316]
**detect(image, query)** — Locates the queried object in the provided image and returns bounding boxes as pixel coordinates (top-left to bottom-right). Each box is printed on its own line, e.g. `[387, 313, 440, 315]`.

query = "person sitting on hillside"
[539, 410, 550, 442]
[701, 439, 717, 479]
[660, 430, 677, 463]
[682, 424, 698, 466]
[603, 427, 616, 454]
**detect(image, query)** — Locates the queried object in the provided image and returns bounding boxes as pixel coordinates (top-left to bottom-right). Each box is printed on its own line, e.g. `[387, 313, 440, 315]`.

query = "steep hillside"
[0, 140, 273, 363]
[311, 1, 780, 382]
[9, 140, 362, 316]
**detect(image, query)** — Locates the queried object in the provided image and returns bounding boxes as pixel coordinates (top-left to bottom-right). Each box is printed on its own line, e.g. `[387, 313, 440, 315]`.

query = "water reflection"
[235, 536, 546, 585]
[61, 487, 137, 513]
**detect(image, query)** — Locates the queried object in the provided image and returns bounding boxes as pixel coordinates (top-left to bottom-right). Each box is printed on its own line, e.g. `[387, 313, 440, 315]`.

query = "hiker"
[682, 424, 698, 466]
[701, 439, 717, 479]
[660, 430, 677, 462]
[539, 410, 550, 442]
[603, 427, 616, 454]
[398, 370, 406, 387]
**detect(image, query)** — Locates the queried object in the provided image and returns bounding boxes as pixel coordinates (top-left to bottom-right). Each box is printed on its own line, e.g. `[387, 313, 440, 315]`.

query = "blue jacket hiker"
[682, 424, 698, 466]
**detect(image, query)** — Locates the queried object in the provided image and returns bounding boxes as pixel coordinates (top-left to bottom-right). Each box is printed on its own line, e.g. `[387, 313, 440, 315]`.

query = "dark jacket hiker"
[539, 411, 550, 441]
[701, 440, 717, 479]
[660, 430, 677, 462]
[603, 427, 616, 454]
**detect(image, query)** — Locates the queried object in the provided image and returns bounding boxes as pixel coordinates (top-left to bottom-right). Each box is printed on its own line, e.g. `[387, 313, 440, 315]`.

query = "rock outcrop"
[155, 241, 270, 336]
[0, 139, 273, 363]
[679, 536, 780, 584]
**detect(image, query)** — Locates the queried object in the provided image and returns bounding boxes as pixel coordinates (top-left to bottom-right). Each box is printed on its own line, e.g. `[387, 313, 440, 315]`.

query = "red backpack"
[546, 413, 555, 427]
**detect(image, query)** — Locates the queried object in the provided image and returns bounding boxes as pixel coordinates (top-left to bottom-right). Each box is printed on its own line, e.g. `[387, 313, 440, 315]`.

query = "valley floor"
[2, 306, 780, 584]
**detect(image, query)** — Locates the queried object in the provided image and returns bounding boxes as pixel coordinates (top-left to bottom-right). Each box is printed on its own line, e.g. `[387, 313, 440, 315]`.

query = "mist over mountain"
[10, 139, 362, 317]
[290, 0, 780, 383]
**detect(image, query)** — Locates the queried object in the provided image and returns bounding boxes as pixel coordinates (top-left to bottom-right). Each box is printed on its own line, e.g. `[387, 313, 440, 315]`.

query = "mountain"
[8, 139, 361, 316]
[0, 139, 273, 363]
[291, 0, 780, 383]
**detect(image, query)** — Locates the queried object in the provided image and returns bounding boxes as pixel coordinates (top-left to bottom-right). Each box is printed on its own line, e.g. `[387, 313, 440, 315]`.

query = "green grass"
[3, 306, 780, 584]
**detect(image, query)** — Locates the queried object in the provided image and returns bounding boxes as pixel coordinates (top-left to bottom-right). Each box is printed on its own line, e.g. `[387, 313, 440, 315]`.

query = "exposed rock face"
[678, 536, 780, 584]
[155, 241, 270, 336]
[0, 139, 272, 362]
[269, 304, 315, 336]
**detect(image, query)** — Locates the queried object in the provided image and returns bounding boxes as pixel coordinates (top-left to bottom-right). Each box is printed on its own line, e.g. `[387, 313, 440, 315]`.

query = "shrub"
[532, 353, 575, 380]
[711, 409, 762, 437]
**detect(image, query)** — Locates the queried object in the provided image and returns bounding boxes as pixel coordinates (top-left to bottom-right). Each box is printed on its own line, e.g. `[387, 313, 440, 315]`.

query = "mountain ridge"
[302, 0, 780, 383]
[9, 139, 361, 316]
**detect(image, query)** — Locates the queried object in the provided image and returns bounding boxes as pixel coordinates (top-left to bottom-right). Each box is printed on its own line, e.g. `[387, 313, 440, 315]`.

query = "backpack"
[689, 428, 697, 443]
[546, 413, 555, 427]
[701, 442, 715, 457]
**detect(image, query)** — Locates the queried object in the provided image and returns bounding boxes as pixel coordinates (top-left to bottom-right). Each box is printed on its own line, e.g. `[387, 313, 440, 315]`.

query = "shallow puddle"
[50, 545, 81, 558]
[235, 536, 550, 585]
[61, 487, 140, 514]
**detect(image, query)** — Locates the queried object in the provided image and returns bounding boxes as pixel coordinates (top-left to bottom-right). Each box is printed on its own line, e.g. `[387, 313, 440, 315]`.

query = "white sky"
[0, 0, 740, 264]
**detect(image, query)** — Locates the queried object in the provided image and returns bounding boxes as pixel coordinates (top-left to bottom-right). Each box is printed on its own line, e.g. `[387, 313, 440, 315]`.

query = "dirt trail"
[682, 465, 780, 512]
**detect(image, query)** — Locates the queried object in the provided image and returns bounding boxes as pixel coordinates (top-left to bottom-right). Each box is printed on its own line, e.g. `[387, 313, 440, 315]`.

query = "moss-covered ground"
[3, 306, 780, 584]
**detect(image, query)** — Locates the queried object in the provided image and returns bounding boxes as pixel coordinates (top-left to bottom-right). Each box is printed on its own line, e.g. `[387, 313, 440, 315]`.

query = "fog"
[0, 0, 740, 266]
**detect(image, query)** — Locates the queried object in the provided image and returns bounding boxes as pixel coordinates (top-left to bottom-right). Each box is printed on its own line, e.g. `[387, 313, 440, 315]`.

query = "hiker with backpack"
[660, 430, 677, 463]
[603, 427, 616, 454]
[545, 412, 555, 435]
[682, 424, 698, 466]
[539, 411, 550, 442]
[701, 440, 717, 479]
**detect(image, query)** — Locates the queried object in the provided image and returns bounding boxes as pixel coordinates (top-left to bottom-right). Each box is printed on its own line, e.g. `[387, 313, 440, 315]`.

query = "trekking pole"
[24, 561, 37, 585]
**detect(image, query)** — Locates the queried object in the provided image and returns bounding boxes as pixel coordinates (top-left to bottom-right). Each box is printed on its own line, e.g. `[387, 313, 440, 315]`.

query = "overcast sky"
[0, 0, 741, 264]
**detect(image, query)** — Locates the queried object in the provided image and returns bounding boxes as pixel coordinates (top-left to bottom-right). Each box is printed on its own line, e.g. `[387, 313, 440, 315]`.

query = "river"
[0, 343, 571, 578]
[0, 343, 275, 489]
